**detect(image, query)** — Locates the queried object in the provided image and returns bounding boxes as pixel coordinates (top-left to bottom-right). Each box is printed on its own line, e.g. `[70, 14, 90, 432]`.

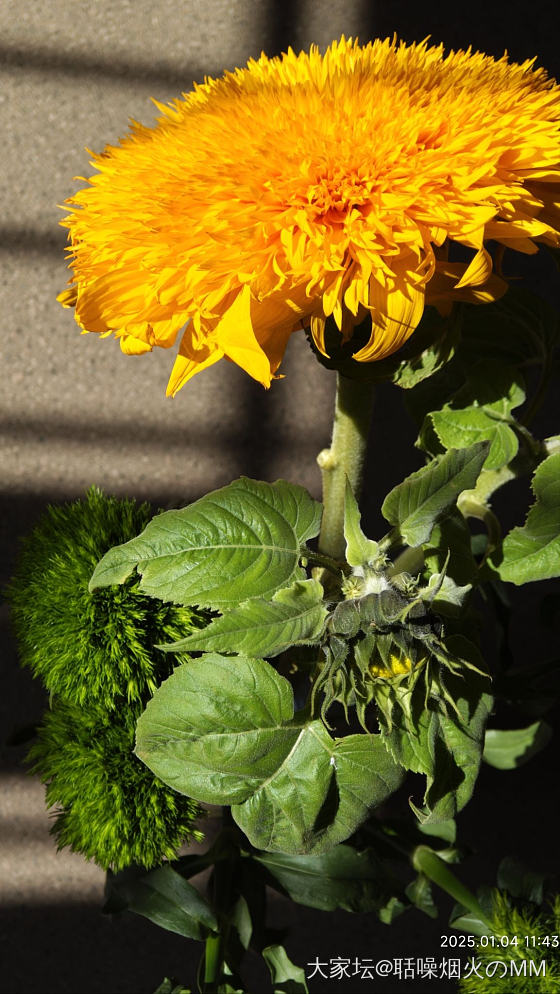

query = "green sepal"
[343, 479, 380, 567]
[378, 638, 492, 823]
[89, 477, 322, 609]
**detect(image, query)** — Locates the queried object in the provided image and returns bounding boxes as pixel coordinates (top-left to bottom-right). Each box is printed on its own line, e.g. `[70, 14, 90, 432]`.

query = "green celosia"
[28, 701, 202, 871]
[7, 487, 209, 869]
[7, 486, 206, 709]
[460, 892, 560, 993]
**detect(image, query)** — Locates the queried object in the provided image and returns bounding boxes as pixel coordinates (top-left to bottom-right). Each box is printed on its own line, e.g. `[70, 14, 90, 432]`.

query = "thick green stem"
[203, 933, 223, 990]
[317, 374, 374, 561]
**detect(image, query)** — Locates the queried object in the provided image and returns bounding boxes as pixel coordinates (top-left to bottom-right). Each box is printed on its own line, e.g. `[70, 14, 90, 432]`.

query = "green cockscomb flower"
[7, 487, 207, 709]
[460, 891, 560, 993]
[28, 700, 203, 871]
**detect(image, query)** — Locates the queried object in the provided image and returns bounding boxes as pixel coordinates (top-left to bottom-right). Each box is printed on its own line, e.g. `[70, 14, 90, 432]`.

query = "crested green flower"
[28, 701, 202, 871]
[7, 486, 207, 709]
[7, 487, 209, 869]
[460, 892, 560, 993]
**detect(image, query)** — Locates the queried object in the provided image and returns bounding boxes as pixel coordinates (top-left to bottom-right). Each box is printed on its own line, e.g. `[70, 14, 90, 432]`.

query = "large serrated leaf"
[135, 654, 299, 804]
[160, 579, 327, 658]
[428, 362, 525, 471]
[381, 444, 489, 547]
[494, 452, 560, 584]
[232, 732, 404, 854]
[89, 478, 322, 609]
[136, 655, 403, 854]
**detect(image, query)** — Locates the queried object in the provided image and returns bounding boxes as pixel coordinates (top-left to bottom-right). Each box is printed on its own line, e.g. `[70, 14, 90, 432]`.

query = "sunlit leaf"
[90, 477, 322, 609]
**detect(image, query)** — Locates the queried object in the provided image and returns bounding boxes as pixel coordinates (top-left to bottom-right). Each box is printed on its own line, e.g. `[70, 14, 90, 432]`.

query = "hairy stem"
[317, 374, 374, 561]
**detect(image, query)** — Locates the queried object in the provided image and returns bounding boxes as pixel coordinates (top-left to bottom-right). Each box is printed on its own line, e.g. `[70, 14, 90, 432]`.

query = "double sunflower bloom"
[58, 36, 560, 395]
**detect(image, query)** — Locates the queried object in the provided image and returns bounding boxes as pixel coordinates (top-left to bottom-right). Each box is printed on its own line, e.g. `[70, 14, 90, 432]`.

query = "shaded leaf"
[381, 444, 489, 548]
[90, 477, 321, 609]
[106, 865, 217, 940]
[255, 845, 398, 913]
[405, 873, 438, 918]
[483, 721, 553, 770]
[422, 511, 479, 587]
[152, 980, 191, 994]
[232, 729, 404, 854]
[262, 945, 308, 994]
[494, 453, 560, 584]
[160, 580, 327, 658]
[449, 904, 493, 937]
[497, 857, 546, 904]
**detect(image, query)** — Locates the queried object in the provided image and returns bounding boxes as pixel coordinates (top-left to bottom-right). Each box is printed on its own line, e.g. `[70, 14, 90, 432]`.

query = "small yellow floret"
[370, 653, 413, 679]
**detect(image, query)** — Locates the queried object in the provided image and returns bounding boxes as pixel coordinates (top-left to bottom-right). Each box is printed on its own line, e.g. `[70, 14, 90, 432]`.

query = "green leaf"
[232, 729, 403, 854]
[449, 904, 493, 937]
[255, 844, 398, 913]
[483, 721, 552, 770]
[137, 655, 403, 853]
[428, 362, 525, 471]
[391, 305, 462, 389]
[405, 873, 438, 918]
[420, 572, 472, 616]
[160, 580, 327, 658]
[381, 443, 489, 548]
[458, 286, 560, 368]
[136, 654, 299, 805]
[497, 857, 546, 904]
[494, 453, 560, 584]
[306, 305, 459, 388]
[262, 945, 309, 994]
[152, 980, 191, 994]
[418, 819, 457, 845]
[422, 511, 479, 586]
[343, 480, 380, 567]
[89, 477, 322, 609]
[107, 865, 217, 940]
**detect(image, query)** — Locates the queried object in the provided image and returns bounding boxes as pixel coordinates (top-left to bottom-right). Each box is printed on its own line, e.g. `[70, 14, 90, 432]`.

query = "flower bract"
[58, 37, 560, 394]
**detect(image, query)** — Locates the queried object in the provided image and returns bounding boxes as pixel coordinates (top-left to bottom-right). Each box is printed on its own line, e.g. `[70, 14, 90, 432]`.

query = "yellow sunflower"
[58, 36, 560, 396]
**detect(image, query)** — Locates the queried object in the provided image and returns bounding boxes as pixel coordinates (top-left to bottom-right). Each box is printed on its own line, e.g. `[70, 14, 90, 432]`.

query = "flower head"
[58, 37, 560, 395]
